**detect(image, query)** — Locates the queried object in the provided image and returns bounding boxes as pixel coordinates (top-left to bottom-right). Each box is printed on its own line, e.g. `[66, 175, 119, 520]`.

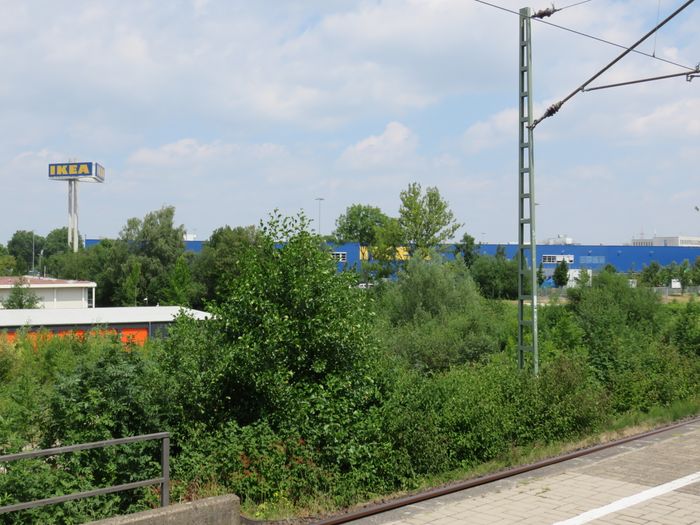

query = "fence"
[0, 432, 169, 515]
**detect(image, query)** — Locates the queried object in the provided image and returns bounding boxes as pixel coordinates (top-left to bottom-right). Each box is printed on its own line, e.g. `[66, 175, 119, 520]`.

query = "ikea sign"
[48, 162, 105, 182]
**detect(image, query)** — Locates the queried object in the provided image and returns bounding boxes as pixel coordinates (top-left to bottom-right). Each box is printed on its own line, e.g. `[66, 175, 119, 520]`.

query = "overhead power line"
[472, 0, 696, 71]
[532, 0, 696, 128]
[583, 66, 700, 92]
[559, 0, 594, 11]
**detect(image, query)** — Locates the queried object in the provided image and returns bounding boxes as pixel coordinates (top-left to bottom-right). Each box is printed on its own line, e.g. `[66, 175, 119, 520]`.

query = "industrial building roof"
[0, 306, 210, 328]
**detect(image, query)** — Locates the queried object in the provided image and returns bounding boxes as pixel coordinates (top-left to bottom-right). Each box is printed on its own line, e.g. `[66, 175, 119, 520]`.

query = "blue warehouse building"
[477, 244, 700, 274]
[84, 237, 700, 276]
[327, 242, 700, 275]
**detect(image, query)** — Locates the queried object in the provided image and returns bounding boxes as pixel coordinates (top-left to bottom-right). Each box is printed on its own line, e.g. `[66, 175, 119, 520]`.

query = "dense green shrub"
[0, 334, 165, 524]
[375, 258, 511, 370]
[378, 257, 480, 324]
[567, 271, 662, 382]
[671, 298, 700, 357]
[159, 212, 381, 431]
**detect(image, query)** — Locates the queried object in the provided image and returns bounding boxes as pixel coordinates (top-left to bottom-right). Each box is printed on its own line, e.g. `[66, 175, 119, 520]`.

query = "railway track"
[306, 416, 700, 525]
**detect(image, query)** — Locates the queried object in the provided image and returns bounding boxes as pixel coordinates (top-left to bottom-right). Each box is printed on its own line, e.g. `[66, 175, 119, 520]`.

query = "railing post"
[161, 435, 170, 507]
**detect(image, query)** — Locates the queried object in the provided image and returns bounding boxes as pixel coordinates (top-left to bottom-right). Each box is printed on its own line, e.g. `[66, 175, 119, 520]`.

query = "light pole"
[315, 197, 324, 236]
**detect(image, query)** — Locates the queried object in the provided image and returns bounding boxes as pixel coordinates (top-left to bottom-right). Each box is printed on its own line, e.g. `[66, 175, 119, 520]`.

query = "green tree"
[43, 227, 72, 258]
[690, 257, 700, 286]
[0, 244, 16, 275]
[45, 250, 90, 280]
[553, 259, 569, 288]
[7, 230, 44, 275]
[602, 263, 617, 274]
[679, 259, 691, 289]
[368, 217, 406, 279]
[640, 261, 662, 287]
[193, 225, 262, 304]
[333, 204, 389, 245]
[1, 277, 40, 309]
[576, 267, 590, 287]
[160, 211, 379, 431]
[82, 239, 130, 306]
[117, 257, 142, 306]
[537, 262, 546, 286]
[163, 254, 200, 307]
[469, 253, 520, 299]
[398, 183, 462, 256]
[456, 232, 479, 268]
[119, 206, 186, 305]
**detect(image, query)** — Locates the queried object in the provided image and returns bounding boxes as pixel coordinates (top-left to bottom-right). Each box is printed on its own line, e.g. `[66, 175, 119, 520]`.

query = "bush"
[375, 258, 510, 370]
[0, 333, 166, 524]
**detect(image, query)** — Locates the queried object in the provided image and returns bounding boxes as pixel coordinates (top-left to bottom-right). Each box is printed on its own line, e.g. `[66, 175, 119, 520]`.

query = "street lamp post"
[315, 197, 325, 236]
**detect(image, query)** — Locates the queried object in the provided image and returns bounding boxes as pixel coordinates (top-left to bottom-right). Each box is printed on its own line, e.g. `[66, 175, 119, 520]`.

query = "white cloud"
[339, 122, 419, 169]
[462, 108, 517, 154]
[627, 98, 700, 136]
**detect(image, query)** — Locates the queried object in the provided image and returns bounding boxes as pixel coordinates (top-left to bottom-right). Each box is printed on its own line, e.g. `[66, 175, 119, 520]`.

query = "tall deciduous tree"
[470, 254, 520, 299]
[194, 225, 262, 304]
[0, 243, 16, 275]
[161, 211, 378, 430]
[8, 230, 44, 275]
[333, 204, 389, 245]
[119, 206, 186, 305]
[44, 228, 72, 258]
[456, 232, 479, 268]
[368, 218, 406, 278]
[163, 254, 201, 307]
[398, 183, 462, 256]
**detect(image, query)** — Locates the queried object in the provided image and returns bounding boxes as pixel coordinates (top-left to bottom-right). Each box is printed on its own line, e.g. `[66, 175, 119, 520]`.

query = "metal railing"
[0, 432, 169, 515]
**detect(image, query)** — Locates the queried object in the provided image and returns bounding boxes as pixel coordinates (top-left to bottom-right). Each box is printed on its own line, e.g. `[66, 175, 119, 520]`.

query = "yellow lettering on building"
[69, 164, 78, 175]
[78, 164, 90, 175]
[57, 165, 68, 175]
[49, 165, 56, 175]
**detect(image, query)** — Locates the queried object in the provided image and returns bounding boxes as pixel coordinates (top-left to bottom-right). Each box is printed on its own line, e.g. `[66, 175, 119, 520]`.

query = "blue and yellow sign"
[48, 162, 105, 182]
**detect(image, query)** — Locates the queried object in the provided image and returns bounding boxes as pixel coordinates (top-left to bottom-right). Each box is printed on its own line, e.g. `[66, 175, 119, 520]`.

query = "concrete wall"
[36, 287, 87, 309]
[0, 286, 90, 309]
[87, 495, 240, 525]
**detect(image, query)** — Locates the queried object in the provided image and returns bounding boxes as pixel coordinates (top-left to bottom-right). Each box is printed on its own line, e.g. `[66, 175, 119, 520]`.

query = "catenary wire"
[472, 0, 696, 71]
[532, 0, 696, 127]
[559, 0, 594, 11]
[583, 67, 700, 91]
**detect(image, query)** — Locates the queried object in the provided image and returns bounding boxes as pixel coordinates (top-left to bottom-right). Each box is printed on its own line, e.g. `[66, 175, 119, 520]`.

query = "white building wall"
[0, 286, 91, 309]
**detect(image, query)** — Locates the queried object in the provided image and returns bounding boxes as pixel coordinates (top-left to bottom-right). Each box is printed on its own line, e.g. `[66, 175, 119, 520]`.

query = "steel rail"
[0, 478, 164, 514]
[0, 432, 170, 463]
[311, 417, 700, 525]
[0, 432, 170, 514]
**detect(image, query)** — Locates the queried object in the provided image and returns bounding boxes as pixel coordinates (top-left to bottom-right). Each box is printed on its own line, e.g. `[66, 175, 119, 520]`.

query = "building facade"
[0, 276, 96, 309]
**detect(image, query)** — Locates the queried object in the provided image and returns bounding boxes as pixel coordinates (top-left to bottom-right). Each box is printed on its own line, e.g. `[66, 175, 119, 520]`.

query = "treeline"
[0, 183, 525, 306]
[0, 207, 262, 309]
[1, 211, 700, 523]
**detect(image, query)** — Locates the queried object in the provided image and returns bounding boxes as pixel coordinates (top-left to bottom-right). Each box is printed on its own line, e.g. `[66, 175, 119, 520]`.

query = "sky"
[1, 0, 699, 246]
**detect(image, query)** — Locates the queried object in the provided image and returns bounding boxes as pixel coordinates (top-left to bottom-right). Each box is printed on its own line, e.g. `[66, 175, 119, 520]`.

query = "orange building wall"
[1, 327, 149, 346]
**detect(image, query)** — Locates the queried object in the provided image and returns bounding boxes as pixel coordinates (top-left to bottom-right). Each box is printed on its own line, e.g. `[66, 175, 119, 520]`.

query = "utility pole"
[315, 197, 325, 236]
[518, 7, 538, 374]
[515, 0, 696, 376]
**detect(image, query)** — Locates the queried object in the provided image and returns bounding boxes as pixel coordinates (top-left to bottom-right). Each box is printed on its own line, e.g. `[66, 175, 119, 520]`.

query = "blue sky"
[1, 0, 699, 246]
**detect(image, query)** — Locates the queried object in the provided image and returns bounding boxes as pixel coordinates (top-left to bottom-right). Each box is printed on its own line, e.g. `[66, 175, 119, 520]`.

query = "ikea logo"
[49, 163, 93, 177]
